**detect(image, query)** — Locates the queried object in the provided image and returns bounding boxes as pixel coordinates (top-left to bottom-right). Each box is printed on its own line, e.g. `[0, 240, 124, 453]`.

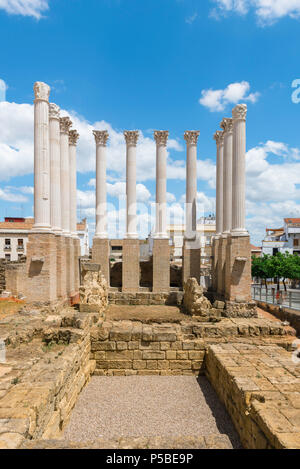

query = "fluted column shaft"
[94, 131, 109, 239]
[154, 131, 169, 239]
[214, 131, 224, 237]
[49, 103, 61, 233]
[33, 82, 51, 232]
[60, 117, 72, 236]
[69, 130, 79, 238]
[184, 131, 200, 239]
[221, 118, 233, 236]
[124, 131, 139, 239]
[232, 104, 248, 236]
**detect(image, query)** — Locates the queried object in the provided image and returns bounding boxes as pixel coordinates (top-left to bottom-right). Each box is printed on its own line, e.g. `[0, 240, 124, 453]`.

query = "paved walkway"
[63, 376, 241, 448]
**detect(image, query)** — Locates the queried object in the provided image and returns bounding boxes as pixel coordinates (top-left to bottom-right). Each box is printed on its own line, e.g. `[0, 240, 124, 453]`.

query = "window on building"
[294, 239, 299, 247]
[17, 239, 24, 249]
[18, 254, 23, 261]
[112, 246, 122, 251]
[4, 239, 11, 249]
[5, 254, 11, 261]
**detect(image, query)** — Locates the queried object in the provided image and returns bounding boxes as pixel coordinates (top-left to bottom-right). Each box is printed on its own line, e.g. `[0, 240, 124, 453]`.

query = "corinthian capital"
[60, 117, 72, 134]
[93, 130, 109, 146]
[34, 81, 50, 102]
[124, 130, 139, 146]
[213, 131, 224, 145]
[184, 131, 200, 146]
[49, 103, 60, 120]
[69, 130, 80, 146]
[232, 103, 247, 121]
[154, 130, 169, 146]
[220, 118, 233, 134]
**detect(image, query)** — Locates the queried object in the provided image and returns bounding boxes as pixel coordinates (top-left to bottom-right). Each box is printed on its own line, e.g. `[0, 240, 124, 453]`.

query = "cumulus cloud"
[199, 81, 260, 112]
[0, 187, 28, 203]
[0, 0, 49, 19]
[211, 0, 300, 25]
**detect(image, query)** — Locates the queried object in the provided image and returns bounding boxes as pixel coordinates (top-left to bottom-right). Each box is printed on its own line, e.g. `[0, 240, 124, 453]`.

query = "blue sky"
[0, 0, 300, 244]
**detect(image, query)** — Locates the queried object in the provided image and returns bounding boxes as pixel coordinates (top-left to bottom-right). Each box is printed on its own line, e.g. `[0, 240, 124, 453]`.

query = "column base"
[217, 236, 227, 298]
[212, 237, 219, 292]
[153, 238, 170, 293]
[182, 239, 201, 285]
[92, 238, 110, 286]
[225, 234, 252, 303]
[56, 234, 67, 301]
[122, 239, 140, 293]
[24, 232, 57, 304]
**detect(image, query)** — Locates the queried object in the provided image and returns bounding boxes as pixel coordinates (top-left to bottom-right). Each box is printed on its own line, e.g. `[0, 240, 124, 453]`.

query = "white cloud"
[211, 0, 300, 25]
[185, 12, 198, 24]
[199, 81, 260, 112]
[0, 187, 28, 202]
[0, 0, 49, 19]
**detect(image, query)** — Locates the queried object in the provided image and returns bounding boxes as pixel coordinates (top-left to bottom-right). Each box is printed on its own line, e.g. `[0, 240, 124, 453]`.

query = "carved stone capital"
[49, 103, 60, 120]
[184, 131, 200, 146]
[93, 130, 109, 146]
[213, 130, 224, 145]
[59, 117, 72, 134]
[34, 81, 50, 102]
[69, 129, 79, 146]
[154, 130, 169, 146]
[220, 118, 233, 134]
[232, 103, 247, 121]
[124, 130, 139, 146]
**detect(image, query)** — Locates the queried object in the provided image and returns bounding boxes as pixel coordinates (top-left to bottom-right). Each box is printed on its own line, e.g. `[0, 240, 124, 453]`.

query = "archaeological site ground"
[0, 82, 299, 451]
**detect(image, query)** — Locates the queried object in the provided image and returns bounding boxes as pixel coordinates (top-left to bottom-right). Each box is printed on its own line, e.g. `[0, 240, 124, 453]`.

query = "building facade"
[167, 216, 216, 263]
[0, 217, 89, 261]
[262, 218, 300, 257]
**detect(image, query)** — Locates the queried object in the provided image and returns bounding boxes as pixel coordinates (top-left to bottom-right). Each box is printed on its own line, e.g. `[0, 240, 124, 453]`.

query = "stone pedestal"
[153, 239, 170, 293]
[182, 239, 201, 285]
[24, 233, 57, 304]
[122, 239, 140, 292]
[92, 238, 110, 286]
[74, 237, 81, 294]
[64, 236, 72, 297]
[225, 234, 252, 302]
[217, 236, 227, 298]
[56, 234, 67, 300]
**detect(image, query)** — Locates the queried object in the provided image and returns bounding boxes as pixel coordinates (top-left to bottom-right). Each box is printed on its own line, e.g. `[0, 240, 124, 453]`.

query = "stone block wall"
[205, 343, 300, 449]
[108, 291, 183, 306]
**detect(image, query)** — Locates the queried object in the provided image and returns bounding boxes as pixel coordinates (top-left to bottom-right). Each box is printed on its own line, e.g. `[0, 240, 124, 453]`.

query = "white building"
[157, 215, 216, 263]
[262, 218, 300, 257]
[0, 217, 90, 261]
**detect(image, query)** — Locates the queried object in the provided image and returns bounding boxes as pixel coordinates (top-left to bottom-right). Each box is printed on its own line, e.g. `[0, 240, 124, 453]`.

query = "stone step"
[21, 434, 237, 449]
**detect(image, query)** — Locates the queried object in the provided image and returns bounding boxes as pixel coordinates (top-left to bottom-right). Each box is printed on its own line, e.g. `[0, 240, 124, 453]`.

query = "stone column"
[232, 104, 248, 236]
[221, 118, 233, 236]
[60, 117, 72, 236]
[224, 103, 252, 305]
[60, 117, 72, 297]
[49, 103, 61, 233]
[122, 131, 140, 292]
[154, 131, 169, 239]
[124, 131, 139, 239]
[33, 82, 51, 232]
[182, 131, 201, 284]
[94, 130, 109, 239]
[184, 131, 200, 239]
[92, 130, 110, 285]
[69, 130, 79, 238]
[214, 131, 224, 238]
[24, 82, 57, 304]
[153, 131, 170, 293]
[69, 130, 80, 299]
[212, 131, 224, 294]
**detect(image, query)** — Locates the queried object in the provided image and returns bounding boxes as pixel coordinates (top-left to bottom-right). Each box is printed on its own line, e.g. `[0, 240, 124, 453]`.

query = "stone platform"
[108, 290, 184, 306]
